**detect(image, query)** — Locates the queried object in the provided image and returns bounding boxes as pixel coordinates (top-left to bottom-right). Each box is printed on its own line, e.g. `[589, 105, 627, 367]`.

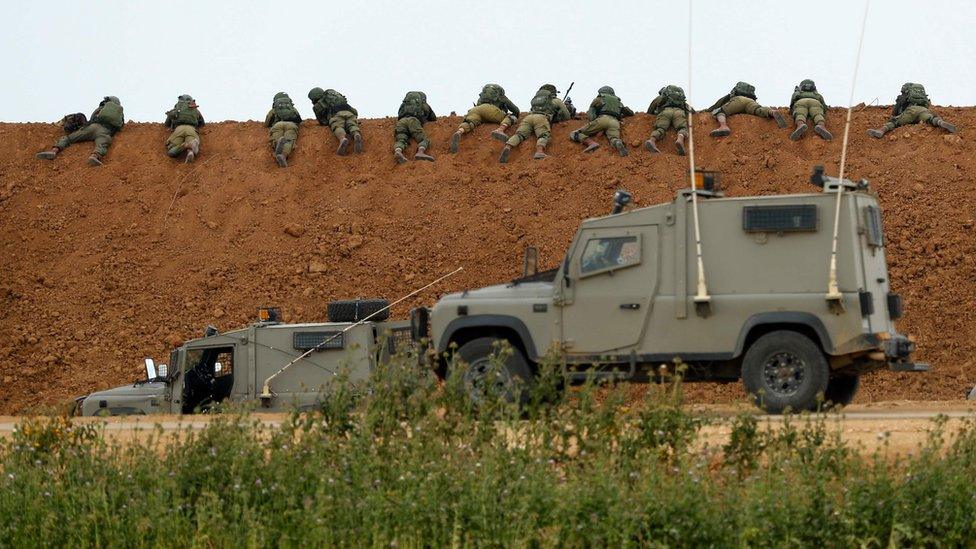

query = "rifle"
[562, 81, 577, 117]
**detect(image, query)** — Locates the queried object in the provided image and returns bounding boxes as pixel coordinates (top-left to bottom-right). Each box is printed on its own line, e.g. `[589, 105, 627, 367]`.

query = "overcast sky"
[3, 0, 974, 122]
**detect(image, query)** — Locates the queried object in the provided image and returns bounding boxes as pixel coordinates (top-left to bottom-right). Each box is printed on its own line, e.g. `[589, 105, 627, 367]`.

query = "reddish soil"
[0, 106, 974, 413]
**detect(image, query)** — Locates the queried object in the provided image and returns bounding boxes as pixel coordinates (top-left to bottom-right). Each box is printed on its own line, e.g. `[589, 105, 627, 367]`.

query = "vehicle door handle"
[620, 303, 640, 310]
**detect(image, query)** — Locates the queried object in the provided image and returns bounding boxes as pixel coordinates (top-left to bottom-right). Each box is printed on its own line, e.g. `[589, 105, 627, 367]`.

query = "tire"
[327, 298, 390, 322]
[824, 375, 860, 408]
[453, 337, 534, 406]
[741, 330, 829, 414]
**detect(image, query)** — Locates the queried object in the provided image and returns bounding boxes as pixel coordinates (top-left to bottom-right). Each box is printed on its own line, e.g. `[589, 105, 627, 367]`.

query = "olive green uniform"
[459, 100, 519, 132]
[394, 104, 437, 151]
[572, 95, 634, 144]
[790, 91, 827, 125]
[707, 94, 773, 118]
[164, 99, 204, 156]
[883, 105, 936, 131]
[54, 97, 124, 157]
[506, 99, 571, 148]
[266, 114, 299, 156]
[311, 93, 361, 140]
[647, 94, 691, 140]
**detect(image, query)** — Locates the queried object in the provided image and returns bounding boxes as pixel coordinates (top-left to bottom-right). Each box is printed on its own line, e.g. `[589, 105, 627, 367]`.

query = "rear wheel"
[824, 375, 860, 408]
[453, 337, 533, 406]
[742, 330, 829, 413]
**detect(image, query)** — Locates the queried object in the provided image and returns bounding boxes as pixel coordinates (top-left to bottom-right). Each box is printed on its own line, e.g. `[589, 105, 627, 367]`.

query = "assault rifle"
[563, 81, 577, 118]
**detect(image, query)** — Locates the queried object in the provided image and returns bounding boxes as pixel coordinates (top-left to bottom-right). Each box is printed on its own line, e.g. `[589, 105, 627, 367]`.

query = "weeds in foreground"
[2, 352, 975, 547]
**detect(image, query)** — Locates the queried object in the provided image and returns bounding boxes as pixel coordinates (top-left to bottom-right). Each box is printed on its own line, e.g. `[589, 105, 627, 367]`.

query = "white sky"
[3, 0, 974, 122]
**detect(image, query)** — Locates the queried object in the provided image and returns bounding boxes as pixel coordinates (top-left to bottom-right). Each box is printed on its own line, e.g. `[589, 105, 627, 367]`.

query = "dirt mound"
[1, 106, 974, 412]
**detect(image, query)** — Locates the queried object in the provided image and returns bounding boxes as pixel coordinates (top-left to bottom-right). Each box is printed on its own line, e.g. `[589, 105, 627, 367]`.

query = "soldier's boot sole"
[499, 147, 511, 164]
[771, 111, 787, 128]
[491, 130, 509, 143]
[709, 127, 731, 137]
[185, 151, 195, 164]
[583, 142, 600, 153]
[36, 151, 57, 160]
[866, 129, 885, 139]
[613, 140, 628, 157]
[790, 124, 808, 141]
[87, 155, 103, 167]
[533, 146, 547, 160]
[940, 121, 958, 133]
[274, 138, 286, 156]
[275, 154, 288, 168]
[188, 139, 200, 156]
[394, 150, 408, 164]
[449, 132, 461, 153]
[675, 139, 686, 156]
[414, 152, 435, 162]
[337, 137, 350, 156]
[644, 139, 660, 153]
[813, 124, 833, 140]
[353, 133, 364, 153]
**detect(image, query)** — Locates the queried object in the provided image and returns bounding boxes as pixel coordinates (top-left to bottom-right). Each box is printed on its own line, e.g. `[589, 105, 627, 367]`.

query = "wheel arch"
[435, 315, 538, 377]
[735, 312, 834, 358]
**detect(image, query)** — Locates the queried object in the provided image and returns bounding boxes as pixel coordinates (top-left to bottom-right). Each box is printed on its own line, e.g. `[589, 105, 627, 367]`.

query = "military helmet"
[799, 79, 816, 92]
[273, 91, 289, 100]
[598, 86, 615, 95]
[540, 84, 558, 93]
[103, 96, 120, 105]
[178, 94, 193, 101]
[900, 82, 916, 93]
[307, 87, 325, 102]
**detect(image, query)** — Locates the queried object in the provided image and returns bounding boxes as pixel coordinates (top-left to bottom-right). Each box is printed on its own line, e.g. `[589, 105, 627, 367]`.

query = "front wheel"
[452, 337, 533, 407]
[741, 330, 829, 414]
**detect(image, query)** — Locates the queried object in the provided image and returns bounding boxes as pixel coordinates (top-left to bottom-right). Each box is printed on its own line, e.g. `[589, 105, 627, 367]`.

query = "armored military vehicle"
[77, 303, 416, 416]
[428, 168, 928, 412]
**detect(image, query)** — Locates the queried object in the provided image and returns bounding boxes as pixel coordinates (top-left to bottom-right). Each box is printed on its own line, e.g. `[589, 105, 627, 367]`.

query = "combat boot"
[87, 153, 103, 167]
[771, 110, 787, 129]
[790, 122, 808, 141]
[675, 133, 686, 156]
[394, 148, 407, 164]
[353, 132, 364, 153]
[612, 139, 628, 157]
[36, 146, 61, 160]
[932, 117, 957, 133]
[499, 145, 512, 164]
[185, 139, 199, 163]
[490, 124, 510, 142]
[866, 128, 887, 139]
[533, 145, 547, 160]
[414, 147, 435, 162]
[582, 138, 600, 153]
[813, 122, 833, 140]
[449, 130, 463, 153]
[710, 113, 731, 137]
[644, 137, 660, 153]
[569, 130, 581, 142]
[274, 138, 288, 167]
[337, 137, 350, 156]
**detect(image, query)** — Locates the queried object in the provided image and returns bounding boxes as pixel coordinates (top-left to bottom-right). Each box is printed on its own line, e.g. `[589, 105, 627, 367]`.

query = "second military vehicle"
[428, 168, 927, 413]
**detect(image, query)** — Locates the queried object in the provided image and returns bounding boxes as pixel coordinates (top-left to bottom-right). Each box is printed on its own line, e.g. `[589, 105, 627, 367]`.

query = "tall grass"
[2, 350, 974, 547]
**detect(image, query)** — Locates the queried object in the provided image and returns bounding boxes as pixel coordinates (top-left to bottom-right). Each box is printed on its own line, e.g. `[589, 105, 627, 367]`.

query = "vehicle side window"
[579, 235, 640, 277]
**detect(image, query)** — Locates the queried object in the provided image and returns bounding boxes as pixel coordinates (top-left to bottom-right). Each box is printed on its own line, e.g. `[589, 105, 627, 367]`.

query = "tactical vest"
[95, 101, 124, 131]
[477, 84, 505, 108]
[794, 90, 821, 102]
[62, 113, 88, 134]
[272, 97, 302, 124]
[598, 93, 622, 118]
[529, 89, 557, 117]
[660, 86, 686, 109]
[170, 100, 200, 126]
[731, 82, 757, 100]
[400, 93, 427, 119]
[321, 90, 348, 111]
[905, 86, 930, 107]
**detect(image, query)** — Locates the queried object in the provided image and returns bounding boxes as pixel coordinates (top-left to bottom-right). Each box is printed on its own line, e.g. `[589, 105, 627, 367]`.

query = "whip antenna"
[685, 0, 711, 315]
[259, 267, 463, 401]
[825, 0, 870, 308]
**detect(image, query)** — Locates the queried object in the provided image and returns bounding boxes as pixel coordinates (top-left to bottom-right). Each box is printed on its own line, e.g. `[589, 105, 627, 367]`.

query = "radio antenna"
[685, 0, 710, 315]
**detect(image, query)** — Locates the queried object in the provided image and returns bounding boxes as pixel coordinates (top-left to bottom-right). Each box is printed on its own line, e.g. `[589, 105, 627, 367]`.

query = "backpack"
[321, 89, 348, 111]
[168, 99, 199, 126]
[477, 84, 505, 108]
[660, 85, 686, 109]
[731, 81, 757, 100]
[62, 113, 87, 134]
[273, 95, 302, 124]
[598, 93, 622, 118]
[529, 88, 557, 117]
[904, 84, 929, 107]
[94, 100, 124, 131]
[399, 91, 427, 119]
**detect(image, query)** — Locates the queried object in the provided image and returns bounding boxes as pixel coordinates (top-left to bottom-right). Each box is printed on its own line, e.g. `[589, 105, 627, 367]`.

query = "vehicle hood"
[440, 281, 554, 301]
[86, 382, 168, 400]
[78, 381, 169, 416]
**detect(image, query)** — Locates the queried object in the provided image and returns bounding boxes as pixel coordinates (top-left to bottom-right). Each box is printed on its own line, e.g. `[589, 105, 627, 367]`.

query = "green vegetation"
[2, 352, 975, 547]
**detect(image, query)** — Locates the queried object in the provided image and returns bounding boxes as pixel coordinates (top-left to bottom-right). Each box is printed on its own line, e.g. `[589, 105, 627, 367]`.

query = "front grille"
[387, 327, 416, 355]
[742, 204, 818, 232]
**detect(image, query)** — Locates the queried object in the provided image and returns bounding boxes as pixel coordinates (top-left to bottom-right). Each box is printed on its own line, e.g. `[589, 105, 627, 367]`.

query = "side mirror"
[144, 358, 157, 380]
[523, 246, 539, 277]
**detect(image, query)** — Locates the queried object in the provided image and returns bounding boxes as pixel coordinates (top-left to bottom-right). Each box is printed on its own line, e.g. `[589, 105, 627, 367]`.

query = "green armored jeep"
[77, 302, 415, 416]
[428, 168, 927, 413]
